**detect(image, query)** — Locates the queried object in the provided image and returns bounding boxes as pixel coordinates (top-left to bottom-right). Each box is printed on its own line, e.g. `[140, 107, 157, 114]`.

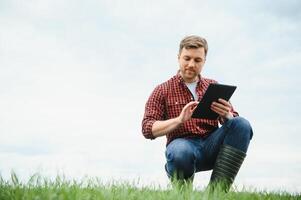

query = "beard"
[180, 69, 199, 82]
[184, 69, 197, 78]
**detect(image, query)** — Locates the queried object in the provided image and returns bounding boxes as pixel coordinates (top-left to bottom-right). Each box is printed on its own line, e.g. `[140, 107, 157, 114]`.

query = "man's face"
[178, 47, 206, 83]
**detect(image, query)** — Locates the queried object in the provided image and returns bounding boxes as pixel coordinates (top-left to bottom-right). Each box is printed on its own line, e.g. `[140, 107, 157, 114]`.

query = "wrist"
[175, 116, 184, 125]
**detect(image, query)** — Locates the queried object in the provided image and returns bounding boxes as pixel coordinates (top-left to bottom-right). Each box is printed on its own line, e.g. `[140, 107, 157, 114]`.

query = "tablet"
[191, 83, 237, 119]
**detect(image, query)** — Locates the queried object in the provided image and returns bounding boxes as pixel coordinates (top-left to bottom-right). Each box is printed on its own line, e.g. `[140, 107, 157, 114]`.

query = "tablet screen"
[191, 83, 237, 119]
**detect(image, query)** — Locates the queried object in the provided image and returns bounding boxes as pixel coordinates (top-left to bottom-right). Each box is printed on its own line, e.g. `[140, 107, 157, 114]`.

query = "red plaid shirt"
[142, 73, 238, 146]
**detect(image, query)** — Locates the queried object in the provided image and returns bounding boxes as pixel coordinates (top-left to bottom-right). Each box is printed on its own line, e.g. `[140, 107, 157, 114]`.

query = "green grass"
[0, 173, 299, 200]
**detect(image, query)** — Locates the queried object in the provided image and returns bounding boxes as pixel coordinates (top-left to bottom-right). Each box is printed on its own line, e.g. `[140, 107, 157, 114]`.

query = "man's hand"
[210, 98, 233, 119]
[151, 101, 199, 138]
[177, 101, 199, 123]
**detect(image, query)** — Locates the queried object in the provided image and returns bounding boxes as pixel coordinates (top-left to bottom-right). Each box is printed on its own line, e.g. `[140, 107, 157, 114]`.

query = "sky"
[0, 0, 300, 193]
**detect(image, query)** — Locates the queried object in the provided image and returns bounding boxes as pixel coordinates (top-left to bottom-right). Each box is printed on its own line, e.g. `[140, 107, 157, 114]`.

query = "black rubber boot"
[209, 144, 246, 192]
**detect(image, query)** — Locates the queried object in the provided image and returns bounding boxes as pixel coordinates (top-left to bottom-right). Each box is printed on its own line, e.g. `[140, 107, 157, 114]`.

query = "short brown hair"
[179, 35, 208, 56]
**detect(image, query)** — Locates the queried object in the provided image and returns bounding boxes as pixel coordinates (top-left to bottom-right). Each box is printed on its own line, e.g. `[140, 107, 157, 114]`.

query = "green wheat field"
[0, 173, 300, 200]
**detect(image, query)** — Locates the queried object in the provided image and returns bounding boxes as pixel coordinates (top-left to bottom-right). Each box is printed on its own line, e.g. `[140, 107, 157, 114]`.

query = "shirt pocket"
[166, 97, 188, 118]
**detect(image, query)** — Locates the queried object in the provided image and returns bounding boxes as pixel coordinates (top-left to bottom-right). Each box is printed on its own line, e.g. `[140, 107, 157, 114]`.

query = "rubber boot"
[209, 144, 246, 192]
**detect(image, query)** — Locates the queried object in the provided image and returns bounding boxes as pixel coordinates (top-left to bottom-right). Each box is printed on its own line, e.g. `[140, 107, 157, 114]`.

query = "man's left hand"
[210, 98, 233, 119]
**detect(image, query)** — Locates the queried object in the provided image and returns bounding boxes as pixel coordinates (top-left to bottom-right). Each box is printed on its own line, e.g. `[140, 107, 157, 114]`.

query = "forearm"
[151, 117, 182, 138]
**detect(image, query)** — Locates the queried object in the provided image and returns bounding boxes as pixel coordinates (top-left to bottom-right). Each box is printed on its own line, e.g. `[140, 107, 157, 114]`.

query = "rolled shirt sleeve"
[142, 84, 166, 139]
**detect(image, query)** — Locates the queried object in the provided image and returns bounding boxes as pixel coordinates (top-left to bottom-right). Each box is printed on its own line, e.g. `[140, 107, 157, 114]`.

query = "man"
[142, 35, 253, 191]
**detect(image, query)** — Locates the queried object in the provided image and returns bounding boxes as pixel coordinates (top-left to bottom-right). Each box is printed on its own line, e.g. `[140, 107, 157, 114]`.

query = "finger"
[212, 102, 230, 112]
[189, 103, 199, 113]
[184, 101, 199, 110]
[218, 98, 231, 106]
[211, 103, 228, 112]
[211, 106, 226, 116]
[211, 104, 229, 116]
[191, 104, 198, 112]
[190, 101, 199, 106]
[182, 101, 199, 112]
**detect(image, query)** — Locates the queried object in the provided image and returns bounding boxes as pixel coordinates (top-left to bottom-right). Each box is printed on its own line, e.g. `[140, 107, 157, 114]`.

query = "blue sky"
[0, 0, 300, 192]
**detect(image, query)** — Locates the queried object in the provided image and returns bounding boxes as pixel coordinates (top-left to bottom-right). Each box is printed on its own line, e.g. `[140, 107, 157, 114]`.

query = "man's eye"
[184, 58, 190, 61]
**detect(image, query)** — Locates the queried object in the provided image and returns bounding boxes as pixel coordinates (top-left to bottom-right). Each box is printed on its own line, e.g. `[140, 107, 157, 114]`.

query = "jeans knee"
[167, 142, 195, 165]
[165, 139, 195, 179]
[228, 117, 253, 140]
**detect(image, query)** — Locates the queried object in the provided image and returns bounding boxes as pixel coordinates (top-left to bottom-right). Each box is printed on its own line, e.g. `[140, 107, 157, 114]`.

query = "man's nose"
[188, 60, 196, 67]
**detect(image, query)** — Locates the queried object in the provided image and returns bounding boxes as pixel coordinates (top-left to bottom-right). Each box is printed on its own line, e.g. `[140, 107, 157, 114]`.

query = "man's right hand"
[177, 101, 199, 123]
[151, 101, 199, 138]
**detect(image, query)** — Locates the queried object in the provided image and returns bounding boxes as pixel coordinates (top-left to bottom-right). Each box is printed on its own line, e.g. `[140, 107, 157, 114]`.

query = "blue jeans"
[165, 117, 253, 180]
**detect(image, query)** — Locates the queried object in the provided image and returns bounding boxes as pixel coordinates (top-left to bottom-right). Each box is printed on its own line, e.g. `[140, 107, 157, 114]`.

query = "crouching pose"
[142, 35, 253, 191]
